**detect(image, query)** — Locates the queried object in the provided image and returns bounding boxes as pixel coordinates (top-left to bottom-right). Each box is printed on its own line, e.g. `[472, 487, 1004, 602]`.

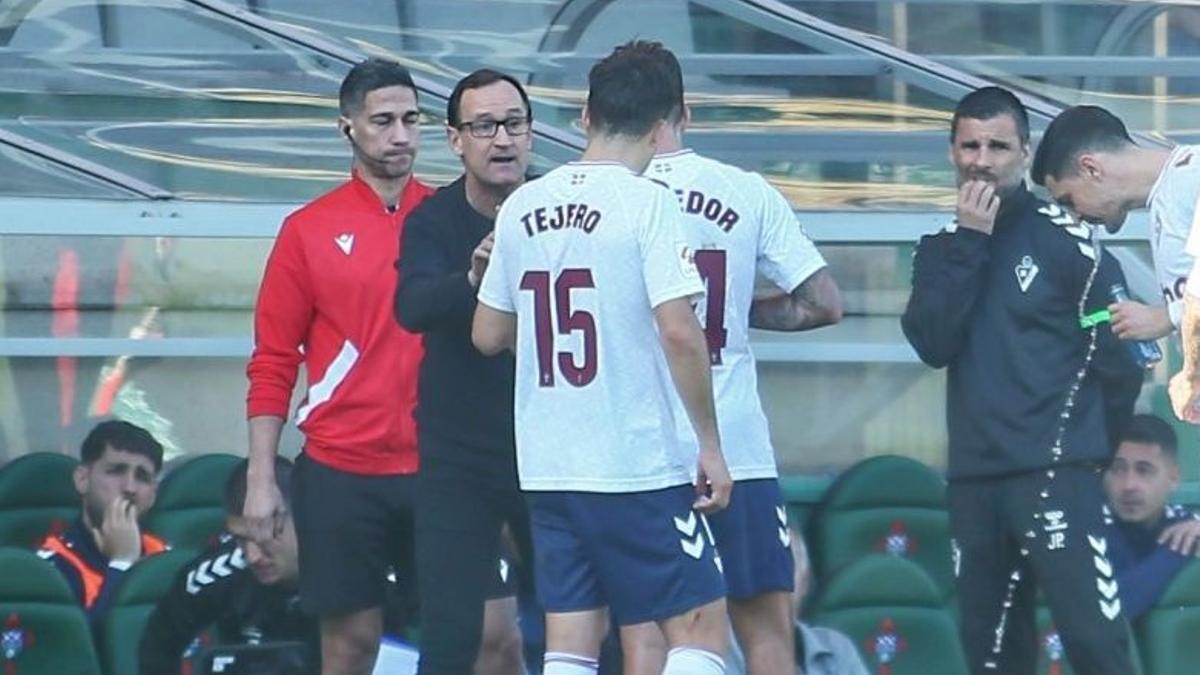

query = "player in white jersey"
[473, 41, 732, 675]
[618, 47, 843, 675]
[1031, 105, 1200, 420]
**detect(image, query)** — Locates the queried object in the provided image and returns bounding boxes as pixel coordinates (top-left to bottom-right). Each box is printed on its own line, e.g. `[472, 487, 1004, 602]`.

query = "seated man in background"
[1105, 413, 1200, 619]
[38, 419, 167, 624]
[727, 528, 867, 675]
[139, 456, 314, 675]
[140, 457, 523, 675]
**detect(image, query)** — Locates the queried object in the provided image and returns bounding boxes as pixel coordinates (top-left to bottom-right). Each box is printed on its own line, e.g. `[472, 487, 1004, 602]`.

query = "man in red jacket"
[243, 58, 434, 675]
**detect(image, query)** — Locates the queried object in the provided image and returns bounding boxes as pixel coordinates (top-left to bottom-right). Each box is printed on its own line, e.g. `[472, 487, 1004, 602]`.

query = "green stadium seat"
[100, 547, 197, 675]
[0, 546, 102, 675]
[0, 453, 79, 548]
[1036, 605, 1145, 674]
[778, 473, 832, 532]
[1134, 559, 1200, 675]
[807, 455, 954, 598]
[146, 453, 240, 550]
[1035, 605, 1075, 675]
[808, 554, 968, 675]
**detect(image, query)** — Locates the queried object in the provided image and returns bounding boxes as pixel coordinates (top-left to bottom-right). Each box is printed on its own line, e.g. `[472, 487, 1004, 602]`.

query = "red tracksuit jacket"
[247, 172, 434, 474]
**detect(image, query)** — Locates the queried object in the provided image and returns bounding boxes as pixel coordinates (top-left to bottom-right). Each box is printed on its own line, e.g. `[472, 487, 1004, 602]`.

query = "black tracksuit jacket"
[394, 176, 515, 465]
[138, 541, 316, 675]
[901, 184, 1142, 480]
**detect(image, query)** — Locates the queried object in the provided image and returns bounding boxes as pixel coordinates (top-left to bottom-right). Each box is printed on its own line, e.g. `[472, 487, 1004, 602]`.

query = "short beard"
[994, 179, 1024, 200]
[84, 501, 106, 529]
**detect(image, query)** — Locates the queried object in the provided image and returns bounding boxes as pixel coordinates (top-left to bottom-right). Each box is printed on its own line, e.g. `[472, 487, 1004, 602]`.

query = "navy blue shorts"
[528, 485, 726, 626]
[707, 478, 794, 599]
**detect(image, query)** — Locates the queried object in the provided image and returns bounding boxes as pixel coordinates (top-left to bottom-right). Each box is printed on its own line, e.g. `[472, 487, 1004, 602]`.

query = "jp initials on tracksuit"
[901, 184, 1143, 675]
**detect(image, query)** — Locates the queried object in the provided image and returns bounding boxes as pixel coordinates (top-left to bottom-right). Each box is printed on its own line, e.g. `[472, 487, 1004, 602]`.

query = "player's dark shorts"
[528, 484, 725, 626]
[708, 477, 795, 599]
[292, 452, 514, 617]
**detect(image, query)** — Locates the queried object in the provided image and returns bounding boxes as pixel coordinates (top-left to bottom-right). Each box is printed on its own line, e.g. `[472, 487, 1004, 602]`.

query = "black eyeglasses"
[457, 116, 531, 139]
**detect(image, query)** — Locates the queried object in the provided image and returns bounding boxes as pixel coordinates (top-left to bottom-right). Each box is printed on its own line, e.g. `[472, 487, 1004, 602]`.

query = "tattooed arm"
[749, 268, 843, 332]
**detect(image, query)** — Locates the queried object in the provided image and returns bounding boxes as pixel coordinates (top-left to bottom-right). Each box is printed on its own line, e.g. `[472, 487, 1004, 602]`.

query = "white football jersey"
[1151, 145, 1200, 325]
[647, 150, 827, 480]
[478, 161, 704, 492]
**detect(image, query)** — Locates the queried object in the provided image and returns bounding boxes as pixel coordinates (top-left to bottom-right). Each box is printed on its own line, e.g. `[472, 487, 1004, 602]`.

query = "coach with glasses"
[394, 68, 534, 675]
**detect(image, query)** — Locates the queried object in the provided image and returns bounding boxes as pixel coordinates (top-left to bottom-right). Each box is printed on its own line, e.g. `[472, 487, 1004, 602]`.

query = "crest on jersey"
[1015, 255, 1039, 293]
[876, 520, 918, 557]
[334, 233, 354, 255]
[865, 618, 907, 675]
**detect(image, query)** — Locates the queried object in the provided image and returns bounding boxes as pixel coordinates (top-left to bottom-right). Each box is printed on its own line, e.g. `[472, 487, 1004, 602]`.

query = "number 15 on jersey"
[520, 269, 598, 388]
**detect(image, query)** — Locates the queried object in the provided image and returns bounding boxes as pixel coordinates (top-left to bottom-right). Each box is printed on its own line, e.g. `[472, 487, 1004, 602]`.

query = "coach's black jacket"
[138, 541, 317, 675]
[901, 183, 1142, 480]
[395, 176, 515, 460]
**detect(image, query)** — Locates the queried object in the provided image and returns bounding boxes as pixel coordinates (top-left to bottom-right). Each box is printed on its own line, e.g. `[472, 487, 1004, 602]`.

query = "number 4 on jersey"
[693, 249, 728, 365]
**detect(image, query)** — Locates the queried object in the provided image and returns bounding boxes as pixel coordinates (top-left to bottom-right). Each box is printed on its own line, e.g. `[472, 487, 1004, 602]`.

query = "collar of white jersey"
[565, 160, 636, 175]
[1147, 145, 1188, 208]
[653, 148, 695, 160]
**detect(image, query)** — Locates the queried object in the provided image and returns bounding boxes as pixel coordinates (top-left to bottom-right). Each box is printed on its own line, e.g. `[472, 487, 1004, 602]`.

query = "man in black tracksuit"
[901, 87, 1143, 674]
[140, 537, 318, 675]
[394, 69, 533, 675]
[140, 457, 318, 675]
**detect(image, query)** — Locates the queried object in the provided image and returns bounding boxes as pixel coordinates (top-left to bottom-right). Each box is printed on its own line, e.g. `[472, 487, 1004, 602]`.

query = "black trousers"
[415, 433, 531, 675]
[947, 464, 1133, 675]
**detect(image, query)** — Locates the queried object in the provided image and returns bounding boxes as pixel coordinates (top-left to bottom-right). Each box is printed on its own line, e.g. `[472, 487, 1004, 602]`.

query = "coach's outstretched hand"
[694, 448, 732, 513]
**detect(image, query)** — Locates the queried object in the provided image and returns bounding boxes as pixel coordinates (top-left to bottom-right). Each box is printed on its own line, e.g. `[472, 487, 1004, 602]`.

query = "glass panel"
[247, 0, 976, 209]
[0, 0, 562, 201]
[0, 357, 305, 462]
[760, 362, 946, 473]
[0, 144, 131, 198]
[1, 235, 268, 338]
[789, 1, 1200, 142]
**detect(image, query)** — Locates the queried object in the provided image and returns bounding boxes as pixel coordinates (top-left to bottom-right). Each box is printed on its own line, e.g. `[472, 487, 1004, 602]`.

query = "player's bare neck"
[1110, 146, 1172, 206]
[581, 136, 653, 174]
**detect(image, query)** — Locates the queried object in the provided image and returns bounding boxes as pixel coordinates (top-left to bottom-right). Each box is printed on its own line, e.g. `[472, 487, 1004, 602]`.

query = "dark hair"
[339, 58, 417, 117]
[586, 40, 683, 138]
[1030, 105, 1135, 186]
[951, 86, 1030, 145]
[1120, 414, 1179, 461]
[447, 69, 532, 128]
[223, 457, 295, 515]
[80, 420, 164, 472]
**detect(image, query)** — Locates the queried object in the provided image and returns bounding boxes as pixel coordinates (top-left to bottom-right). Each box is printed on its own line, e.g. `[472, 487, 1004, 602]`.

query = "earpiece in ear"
[343, 126, 353, 140]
